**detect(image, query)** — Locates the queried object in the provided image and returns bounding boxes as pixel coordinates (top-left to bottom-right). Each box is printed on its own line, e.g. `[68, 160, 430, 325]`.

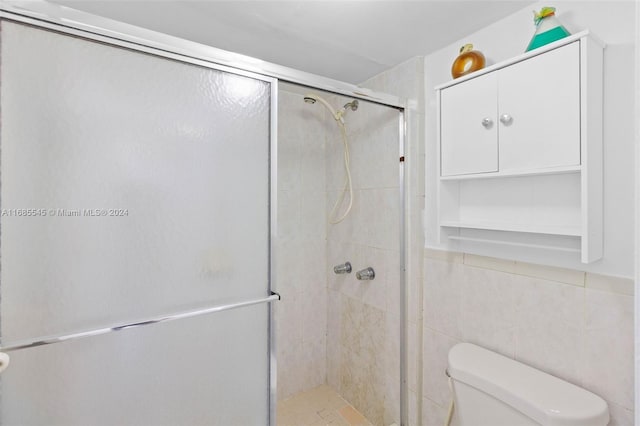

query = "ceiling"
[50, 1, 535, 84]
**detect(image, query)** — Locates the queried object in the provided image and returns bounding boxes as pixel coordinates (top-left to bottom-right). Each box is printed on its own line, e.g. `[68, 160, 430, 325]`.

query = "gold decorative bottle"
[451, 44, 486, 79]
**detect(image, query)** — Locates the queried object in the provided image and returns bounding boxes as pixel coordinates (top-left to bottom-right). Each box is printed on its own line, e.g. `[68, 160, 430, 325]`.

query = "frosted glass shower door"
[0, 20, 273, 425]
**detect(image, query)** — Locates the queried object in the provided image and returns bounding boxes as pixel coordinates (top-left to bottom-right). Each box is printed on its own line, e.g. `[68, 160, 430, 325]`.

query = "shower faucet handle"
[356, 267, 375, 281]
[333, 262, 352, 274]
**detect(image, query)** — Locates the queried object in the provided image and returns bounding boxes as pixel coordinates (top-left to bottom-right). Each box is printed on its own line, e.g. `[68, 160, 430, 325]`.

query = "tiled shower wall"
[360, 57, 426, 426]
[276, 83, 406, 426]
[275, 87, 329, 400]
[325, 95, 402, 426]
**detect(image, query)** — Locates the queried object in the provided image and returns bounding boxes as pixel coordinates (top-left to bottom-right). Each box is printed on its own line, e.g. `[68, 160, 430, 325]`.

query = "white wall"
[424, 1, 637, 279]
[418, 2, 637, 425]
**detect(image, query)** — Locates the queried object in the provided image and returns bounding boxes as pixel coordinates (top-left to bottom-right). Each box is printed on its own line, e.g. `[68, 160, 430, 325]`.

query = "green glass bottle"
[526, 7, 571, 52]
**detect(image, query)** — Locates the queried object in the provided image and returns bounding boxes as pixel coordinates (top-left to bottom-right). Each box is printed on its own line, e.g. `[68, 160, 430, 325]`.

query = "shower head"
[303, 93, 358, 123]
[344, 100, 359, 111]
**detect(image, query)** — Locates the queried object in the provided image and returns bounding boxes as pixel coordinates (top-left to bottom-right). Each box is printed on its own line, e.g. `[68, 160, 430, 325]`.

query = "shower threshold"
[277, 385, 373, 426]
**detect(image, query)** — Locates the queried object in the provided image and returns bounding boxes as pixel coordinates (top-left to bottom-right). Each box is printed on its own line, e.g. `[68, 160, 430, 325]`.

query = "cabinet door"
[498, 42, 580, 171]
[440, 72, 498, 176]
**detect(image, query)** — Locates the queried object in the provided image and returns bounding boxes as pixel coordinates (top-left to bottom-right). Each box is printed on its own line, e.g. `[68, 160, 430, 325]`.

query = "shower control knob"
[356, 267, 375, 281]
[481, 118, 493, 129]
[333, 262, 352, 274]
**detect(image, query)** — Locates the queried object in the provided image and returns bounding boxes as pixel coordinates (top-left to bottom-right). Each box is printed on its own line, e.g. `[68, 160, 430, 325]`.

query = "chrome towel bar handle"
[0, 291, 281, 353]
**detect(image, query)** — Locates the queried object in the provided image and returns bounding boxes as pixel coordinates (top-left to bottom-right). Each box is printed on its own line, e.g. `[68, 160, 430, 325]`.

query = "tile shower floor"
[277, 385, 373, 426]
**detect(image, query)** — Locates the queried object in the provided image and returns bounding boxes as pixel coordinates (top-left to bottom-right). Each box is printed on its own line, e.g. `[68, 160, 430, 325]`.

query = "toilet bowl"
[447, 343, 609, 426]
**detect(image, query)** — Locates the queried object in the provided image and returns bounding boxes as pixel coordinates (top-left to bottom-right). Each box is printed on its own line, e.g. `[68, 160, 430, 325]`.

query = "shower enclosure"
[275, 83, 404, 426]
[0, 3, 406, 425]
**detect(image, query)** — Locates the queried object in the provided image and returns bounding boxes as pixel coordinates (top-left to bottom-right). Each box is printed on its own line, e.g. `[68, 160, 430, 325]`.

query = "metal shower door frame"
[0, 2, 410, 425]
[0, 8, 279, 426]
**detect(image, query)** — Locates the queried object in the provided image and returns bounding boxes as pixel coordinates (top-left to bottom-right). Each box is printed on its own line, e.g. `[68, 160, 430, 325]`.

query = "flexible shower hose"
[328, 119, 353, 224]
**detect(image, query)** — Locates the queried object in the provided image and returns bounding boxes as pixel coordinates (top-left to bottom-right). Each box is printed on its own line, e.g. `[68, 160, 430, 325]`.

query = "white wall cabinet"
[436, 31, 604, 263]
[441, 41, 580, 177]
[440, 72, 498, 176]
[498, 42, 580, 172]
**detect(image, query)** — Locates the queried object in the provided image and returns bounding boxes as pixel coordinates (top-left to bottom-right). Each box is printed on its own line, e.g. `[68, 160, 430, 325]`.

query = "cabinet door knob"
[481, 118, 493, 128]
[500, 114, 513, 125]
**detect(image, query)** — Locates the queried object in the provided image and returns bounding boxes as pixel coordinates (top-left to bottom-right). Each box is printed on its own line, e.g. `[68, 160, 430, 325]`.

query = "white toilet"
[447, 343, 609, 426]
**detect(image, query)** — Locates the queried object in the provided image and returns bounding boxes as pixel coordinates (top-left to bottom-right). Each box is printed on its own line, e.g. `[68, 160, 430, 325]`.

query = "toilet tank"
[447, 343, 609, 426]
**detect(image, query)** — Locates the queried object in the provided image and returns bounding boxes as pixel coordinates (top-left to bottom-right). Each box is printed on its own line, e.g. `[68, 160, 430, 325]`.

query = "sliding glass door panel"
[1, 20, 270, 337]
[0, 19, 273, 424]
[1, 305, 270, 426]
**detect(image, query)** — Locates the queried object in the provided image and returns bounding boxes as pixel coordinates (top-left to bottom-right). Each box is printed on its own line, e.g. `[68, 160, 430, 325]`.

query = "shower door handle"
[0, 292, 281, 353]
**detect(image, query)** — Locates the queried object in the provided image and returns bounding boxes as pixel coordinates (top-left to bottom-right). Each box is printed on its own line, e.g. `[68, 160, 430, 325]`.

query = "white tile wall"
[277, 79, 408, 425]
[421, 249, 635, 426]
[275, 88, 328, 400]
[360, 56, 425, 426]
[586, 273, 635, 296]
[324, 70, 414, 423]
[422, 328, 458, 407]
[421, 396, 446, 426]
[608, 402, 635, 426]
[583, 289, 634, 410]
[460, 266, 518, 357]
[514, 276, 584, 384]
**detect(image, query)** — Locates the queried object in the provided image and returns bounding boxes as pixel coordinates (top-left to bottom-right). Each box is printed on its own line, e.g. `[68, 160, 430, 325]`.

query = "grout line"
[424, 248, 632, 295]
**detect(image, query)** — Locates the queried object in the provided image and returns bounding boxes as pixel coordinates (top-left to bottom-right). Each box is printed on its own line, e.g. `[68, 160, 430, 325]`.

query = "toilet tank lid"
[448, 343, 609, 426]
